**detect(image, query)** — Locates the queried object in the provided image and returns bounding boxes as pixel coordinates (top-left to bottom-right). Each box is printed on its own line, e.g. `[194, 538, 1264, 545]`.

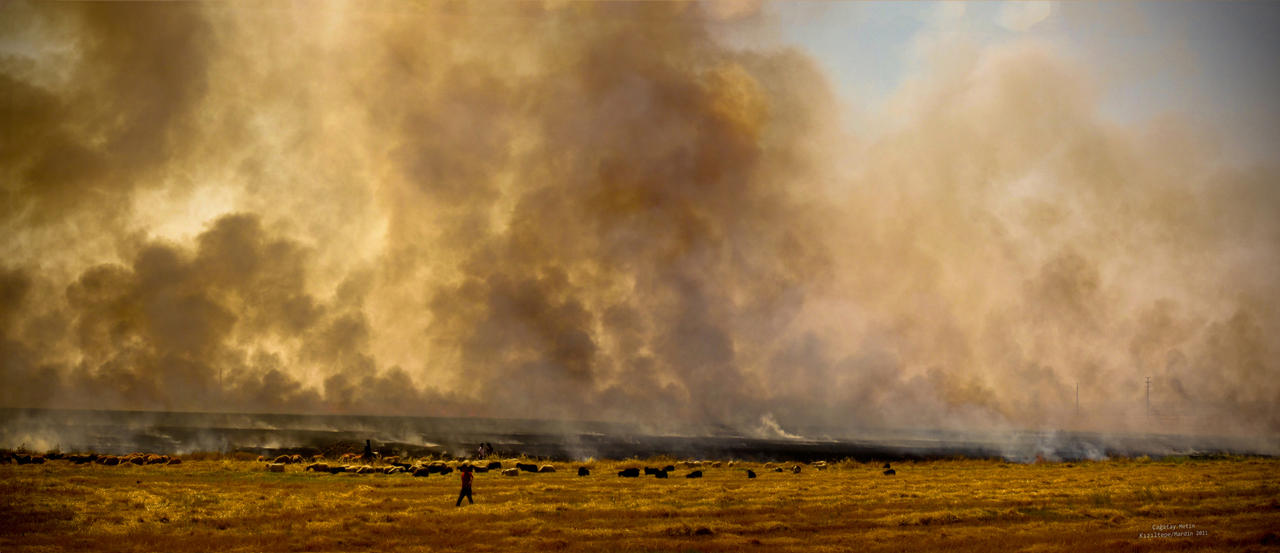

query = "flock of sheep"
[0, 451, 181, 466]
[257, 454, 858, 480]
[2, 449, 899, 479]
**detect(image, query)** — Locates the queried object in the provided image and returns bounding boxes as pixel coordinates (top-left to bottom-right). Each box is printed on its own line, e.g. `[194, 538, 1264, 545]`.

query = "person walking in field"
[456, 464, 475, 507]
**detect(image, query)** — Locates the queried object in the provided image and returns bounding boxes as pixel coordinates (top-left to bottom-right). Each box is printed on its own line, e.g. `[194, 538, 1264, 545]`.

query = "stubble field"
[2, 455, 1278, 552]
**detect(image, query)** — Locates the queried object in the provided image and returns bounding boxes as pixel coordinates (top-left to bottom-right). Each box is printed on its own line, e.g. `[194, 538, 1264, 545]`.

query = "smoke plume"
[1, 2, 1277, 440]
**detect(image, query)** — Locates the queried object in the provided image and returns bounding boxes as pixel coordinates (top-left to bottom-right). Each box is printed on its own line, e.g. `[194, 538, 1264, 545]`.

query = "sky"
[0, 1, 1277, 442]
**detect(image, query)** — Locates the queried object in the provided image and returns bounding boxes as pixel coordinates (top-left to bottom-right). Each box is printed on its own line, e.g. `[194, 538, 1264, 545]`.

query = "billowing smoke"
[1, 2, 1277, 440]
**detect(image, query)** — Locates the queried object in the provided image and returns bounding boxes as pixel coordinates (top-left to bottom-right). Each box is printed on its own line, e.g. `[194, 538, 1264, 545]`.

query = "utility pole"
[1145, 376, 1151, 421]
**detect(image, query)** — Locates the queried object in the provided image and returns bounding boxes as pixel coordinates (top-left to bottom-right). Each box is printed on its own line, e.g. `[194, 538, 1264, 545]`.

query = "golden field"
[2, 455, 1278, 552]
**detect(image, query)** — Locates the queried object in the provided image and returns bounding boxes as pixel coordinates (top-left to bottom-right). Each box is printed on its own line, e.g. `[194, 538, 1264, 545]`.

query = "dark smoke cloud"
[0, 2, 1277, 441]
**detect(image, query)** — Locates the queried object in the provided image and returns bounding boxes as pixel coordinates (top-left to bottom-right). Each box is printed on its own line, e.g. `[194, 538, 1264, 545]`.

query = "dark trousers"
[456, 486, 473, 506]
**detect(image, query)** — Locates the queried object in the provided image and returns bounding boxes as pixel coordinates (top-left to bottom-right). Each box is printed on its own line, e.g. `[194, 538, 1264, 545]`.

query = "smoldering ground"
[1, 2, 1277, 445]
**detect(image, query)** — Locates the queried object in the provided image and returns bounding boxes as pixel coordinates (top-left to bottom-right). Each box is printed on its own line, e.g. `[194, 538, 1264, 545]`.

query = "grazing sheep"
[727, 461, 736, 467]
[486, 461, 502, 470]
[383, 466, 403, 474]
[306, 463, 329, 472]
[654, 470, 668, 478]
[685, 470, 703, 478]
[813, 461, 827, 470]
[882, 462, 891, 469]
[502, 468, 519, 476]
[763, 463, 775, 469]
[439, 466, 453, 476]
[289, 454, 303, 464]
[145, 454, 166, 465]
[382, 456, 400, 465]
[773, 467, 783, 473]
[268, 463, 285, 472]
[167, 458, 182, 465]
[312, 454, 325, 462]
[617, 467, 640, 477]
[44, 452, 64, 460]
[129, 455, 145, 465]
[426, 462, 449, 474]
[746, 469, 757, 478]
[662, 465, 676, 473]
[711, 462, 722, 468]
[273, 455, 291, 464]
[577, 466, 590, 476]
[516, 463, 538, 473]
[257, 455, 266, 463]
[883, 468, 896, 476]
[328, 465, 347, 474]
[472, 465, 489, 473]
[100, 456, 120, 466]
[412, 467, 431, 477]
[644, 467, 660, 476]
[538, 465, 556, 473]
[792, 465, 802, 474]
[355, 465, 376, 474]
[682, 461, 702, 468]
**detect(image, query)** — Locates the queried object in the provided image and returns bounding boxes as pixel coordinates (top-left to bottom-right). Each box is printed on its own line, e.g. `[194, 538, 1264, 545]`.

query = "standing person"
[455, 464, 475, 507]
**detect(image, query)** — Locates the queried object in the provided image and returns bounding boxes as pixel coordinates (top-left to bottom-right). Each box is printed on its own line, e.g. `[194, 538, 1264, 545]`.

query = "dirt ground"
[2, 455, 1278, 552]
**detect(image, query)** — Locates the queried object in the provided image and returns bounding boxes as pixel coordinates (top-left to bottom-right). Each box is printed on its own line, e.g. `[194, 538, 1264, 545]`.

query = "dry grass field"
[2, 455, 1278, 552]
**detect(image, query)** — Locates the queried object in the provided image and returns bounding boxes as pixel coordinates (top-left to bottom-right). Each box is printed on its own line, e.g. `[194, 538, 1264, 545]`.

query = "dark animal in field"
[883, 462, 891, 469]
[257, 455, 266, 462]
[686, 470, 703, 478]
[516, 463, 538, 473]
[382, 456, 400, 465]
[383, 466, 403, 474]
[389, 461, 412, 469]
[538, 465, 558, 473]
[683, 461, 702, 468]
[268, 463, 285, 472]
[312, 454, 325, 462]
[17, 454, 44, 465]
[439, 466, 453, 475]
[145, 454, 166, 465]
[502, 468, 519, 476]
[412, 467, 431, 477]
[883, 469, 896, 476]
[644, 467, 660, 476]
[711, 462, 722, 468]
[426, 462, 449, 474]
[471, 465, 488, 473]
[68, 454, 94, 464]
[746, 469, 757, 478]
[328, 465, 347, 474]
[773, 467, 783, 472]
[166, 458, 181, 465]
[663, 465, 676, 472]
[487, 461, 502, 470]
[99, 456, 120, 466]
[654, 470, 668, 478]
[355, 465, 376, 474]
[273, 455, 291, 464]
[813, 461, 828, 470]
[792, 465, 802, 474]
[577, 466, 590, 476]
[618, 467, 640, 477]
[290, 454, 303, 464]
[0, 453, 11, 464]
[306, 463, 329, 472]
[129, 455, 145, 465]
[45, 452, 64, 460]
